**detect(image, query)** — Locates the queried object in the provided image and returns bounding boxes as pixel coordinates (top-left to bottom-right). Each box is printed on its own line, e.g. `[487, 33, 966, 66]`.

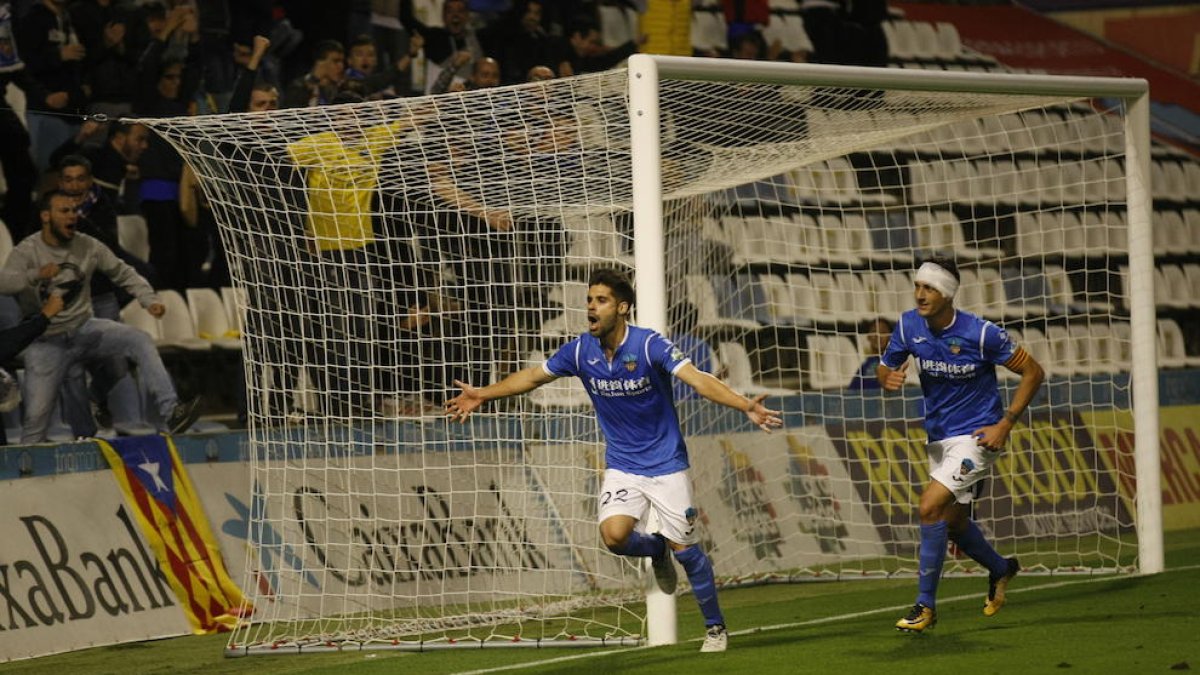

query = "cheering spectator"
[0, 190, 200, 442]
[283, 39, 346, 107]
[15, 0, 89, 173]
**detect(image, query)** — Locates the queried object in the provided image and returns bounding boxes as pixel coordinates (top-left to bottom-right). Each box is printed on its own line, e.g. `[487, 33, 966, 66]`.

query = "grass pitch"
[5, 529, 1197, 675]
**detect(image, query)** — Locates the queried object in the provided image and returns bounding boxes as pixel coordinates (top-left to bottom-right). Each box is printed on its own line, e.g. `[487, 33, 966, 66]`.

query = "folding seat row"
[122, 287, 244, 351]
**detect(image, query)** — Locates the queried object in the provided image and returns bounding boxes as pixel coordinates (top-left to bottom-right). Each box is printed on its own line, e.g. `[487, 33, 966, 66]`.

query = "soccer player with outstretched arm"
[446, 268, 783, 652]
[877, 255, 1045, 633]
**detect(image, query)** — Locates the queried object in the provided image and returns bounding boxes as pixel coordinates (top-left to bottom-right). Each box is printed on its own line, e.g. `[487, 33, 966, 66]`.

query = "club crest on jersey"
[671, 347, 686, 362]
[685, 506, 698, 526]
[622, 353, 638, 372]
[947, 337, 962, 355]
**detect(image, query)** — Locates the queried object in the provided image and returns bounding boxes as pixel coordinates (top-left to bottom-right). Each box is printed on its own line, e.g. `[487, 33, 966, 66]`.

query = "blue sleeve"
[879, 323, 909, 369]
[647, 332, 691, 377]
[544, 338, 581, 377]
[982, 322, 1017, 365]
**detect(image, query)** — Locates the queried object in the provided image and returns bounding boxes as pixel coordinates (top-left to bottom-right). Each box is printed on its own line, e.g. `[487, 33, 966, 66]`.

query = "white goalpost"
[135, 55, 1160, 654]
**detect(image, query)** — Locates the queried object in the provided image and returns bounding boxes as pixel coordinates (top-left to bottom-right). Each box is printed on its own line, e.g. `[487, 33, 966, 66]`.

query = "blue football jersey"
[880, 309, 1017, 441]
[543, 325, 692, 476]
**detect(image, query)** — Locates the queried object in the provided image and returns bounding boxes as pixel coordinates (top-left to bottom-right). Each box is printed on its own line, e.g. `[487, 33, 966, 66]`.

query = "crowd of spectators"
[0, 0, 888, 442]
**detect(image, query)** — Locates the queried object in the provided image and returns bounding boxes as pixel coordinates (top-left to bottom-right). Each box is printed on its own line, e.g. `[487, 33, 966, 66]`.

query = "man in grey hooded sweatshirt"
[0, 189, 199, 442]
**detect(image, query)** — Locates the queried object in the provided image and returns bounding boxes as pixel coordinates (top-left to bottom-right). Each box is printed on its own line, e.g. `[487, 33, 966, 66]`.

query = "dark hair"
[569, 17, 599, 38]
[860, 317, 894, 333]
[38, 189, 72, 211]
[313, 39, 344, 62]
[349, 34, 375, 51]
[588, 268, 635, 309]
[108, 121, 136, 141]
[58, 154, 93, 174]
[922, 254, 960, 282]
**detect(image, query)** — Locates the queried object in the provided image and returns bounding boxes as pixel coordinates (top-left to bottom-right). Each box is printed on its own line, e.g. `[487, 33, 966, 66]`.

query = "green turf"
[5, 529, 1197, 675]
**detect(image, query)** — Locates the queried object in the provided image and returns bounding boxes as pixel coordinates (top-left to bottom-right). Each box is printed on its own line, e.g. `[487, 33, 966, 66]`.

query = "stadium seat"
[1157, 319, 1192, 369]
[1156, 210, 1190, 256]
[0, 220, 12, 267]
[1040, 265, 1076, 314]
[691, 5, 728, 54]
[730, 216, 777, 265]
[1160, 264, 1191, 309]
[1044, 326, 1076, 377]
[862, 272, 901, 319]
[186, 288, 242, 349]
[156, 290, 213, 351]
[220, 286, 245, 336]
[717, 341, 793, 396]
[1076, 211, 1109, 258]
[956, 269, 985, 317]
[835, 273, 872, 322]
[818, 214, 864, 266]
[120, 299, 163, 341]
[1184, 264, 1200, 308]
[976, 267, 1010, 319]
[540, 281, 589, 336]
[598, 2, 637, 48]
[1154, 161, 1189, 203]
[809, 272, 855, 323]
[764, 0, 811, 54]
[1018, 326, 1052, 377]
[884, 20, 920, 61]
[785, 273, 817, 324]
[1184, 209, 1200, 254]
[117, 214, 150, 262]
[1184, 161, 1200, 196]
[782, 214, 823, 265]
[687, 275, 759, 330]
[1069, 324, 1113, 375]
[1056, 211, 1089, 257]
[865, 210, 916, 262]
[563, 213, 630, 267]
[525, 351, 590, 409]
[756, 274, 794, 324]
[806, 334, 860, 390]
[4, 79, 28, 129]
[913, 209, 994, 259]
[1110, 321, 1133, 371]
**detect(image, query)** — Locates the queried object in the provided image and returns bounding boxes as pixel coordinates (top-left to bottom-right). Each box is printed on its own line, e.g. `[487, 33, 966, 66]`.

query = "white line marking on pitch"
[453, 564, 1200, 675]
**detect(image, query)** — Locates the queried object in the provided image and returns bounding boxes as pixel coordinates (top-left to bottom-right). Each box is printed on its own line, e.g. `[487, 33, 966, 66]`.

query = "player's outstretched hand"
[445, 379, 483, 423]
[881, 361, 909, 391]
[746, 394, 783, 433]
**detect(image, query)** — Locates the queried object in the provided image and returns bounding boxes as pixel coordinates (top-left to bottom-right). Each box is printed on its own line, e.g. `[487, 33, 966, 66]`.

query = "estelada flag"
[97, 434, 251, 633]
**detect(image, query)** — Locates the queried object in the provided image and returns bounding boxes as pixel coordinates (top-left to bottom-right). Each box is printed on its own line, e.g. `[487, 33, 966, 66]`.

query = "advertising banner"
[827, 412, 1131, 554]
[686, 427, 885, 577]
[0, 469, 191, 661]
[1085, 405, 1200, 531]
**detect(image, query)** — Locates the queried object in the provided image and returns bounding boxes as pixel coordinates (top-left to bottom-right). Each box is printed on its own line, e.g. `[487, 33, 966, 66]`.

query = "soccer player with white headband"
[877, 255, 1046, 633]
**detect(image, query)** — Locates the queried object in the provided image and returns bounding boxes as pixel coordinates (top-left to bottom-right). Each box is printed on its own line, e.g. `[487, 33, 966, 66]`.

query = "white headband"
[915, 262, 959, 298]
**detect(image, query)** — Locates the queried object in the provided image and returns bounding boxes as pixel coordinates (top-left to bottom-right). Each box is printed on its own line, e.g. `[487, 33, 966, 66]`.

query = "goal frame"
[627, 54, 1161, 646]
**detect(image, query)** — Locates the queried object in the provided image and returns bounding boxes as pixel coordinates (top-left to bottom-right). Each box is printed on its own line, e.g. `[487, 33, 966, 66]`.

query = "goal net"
[137, 57, 1158, 654]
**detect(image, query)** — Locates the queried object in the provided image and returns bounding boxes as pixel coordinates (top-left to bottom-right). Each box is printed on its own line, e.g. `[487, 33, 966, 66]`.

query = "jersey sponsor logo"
[587, 375, 651, 397]
[912, 336, 928, 343]
[587, 358, 601, 365]
[919, 358, 978, 380]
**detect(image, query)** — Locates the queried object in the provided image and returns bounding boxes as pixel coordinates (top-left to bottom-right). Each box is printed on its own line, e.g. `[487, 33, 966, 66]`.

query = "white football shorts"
[597, 468, 700, 546]
[928, 434, 999, 504]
